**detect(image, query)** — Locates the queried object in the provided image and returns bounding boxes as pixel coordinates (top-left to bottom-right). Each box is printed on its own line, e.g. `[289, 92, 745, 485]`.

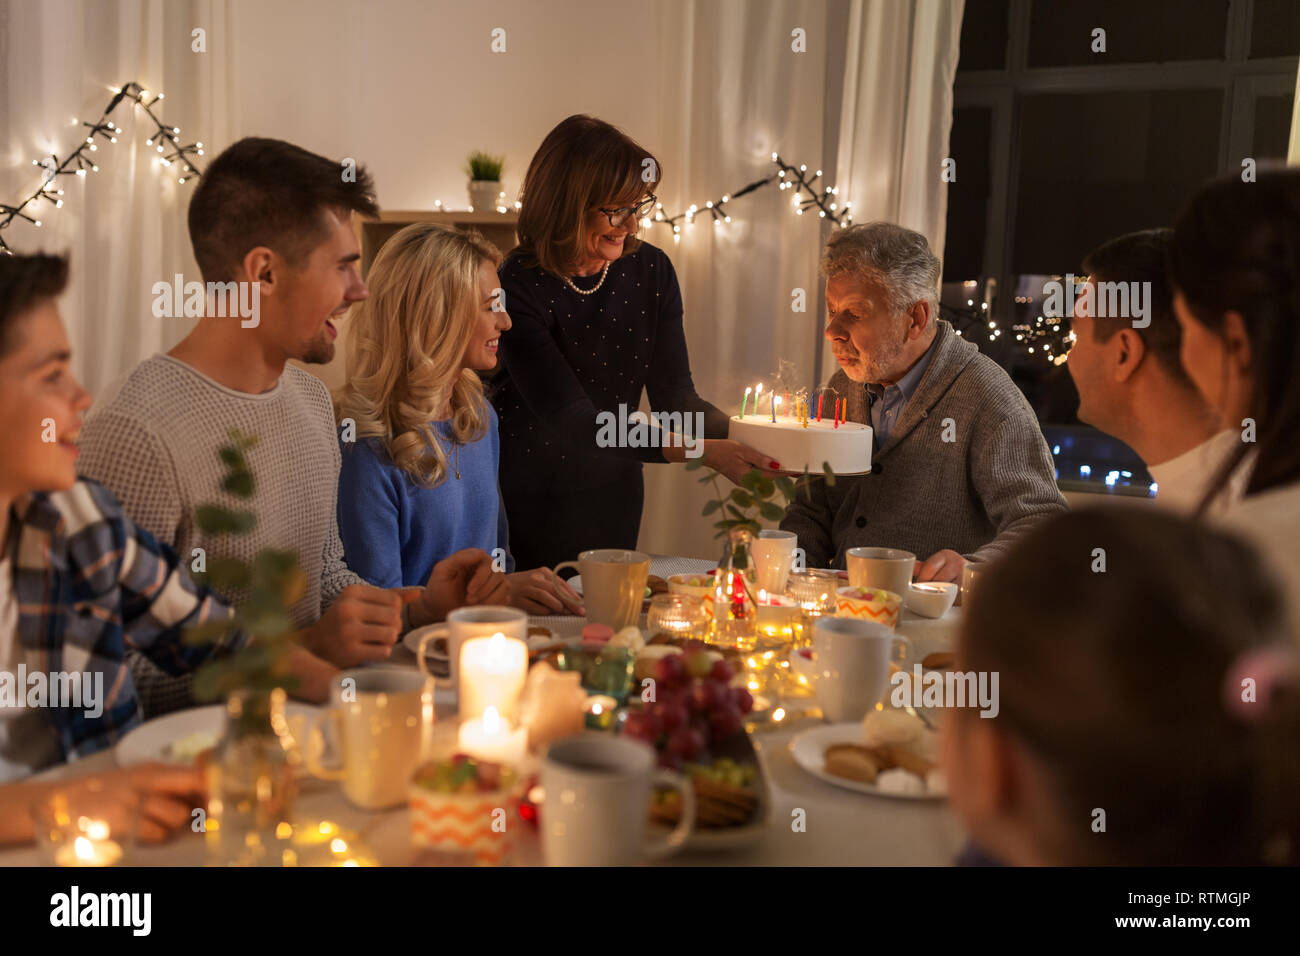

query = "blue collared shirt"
[867, 332, 939, 446]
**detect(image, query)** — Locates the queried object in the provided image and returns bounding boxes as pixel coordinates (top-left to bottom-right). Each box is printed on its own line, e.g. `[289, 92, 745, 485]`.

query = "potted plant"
[183, 428, 306, 865]
[465, 151, 506, 212]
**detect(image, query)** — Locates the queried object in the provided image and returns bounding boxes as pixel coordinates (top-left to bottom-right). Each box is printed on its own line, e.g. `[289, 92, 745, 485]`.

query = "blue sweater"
[337, 410, 515, 588]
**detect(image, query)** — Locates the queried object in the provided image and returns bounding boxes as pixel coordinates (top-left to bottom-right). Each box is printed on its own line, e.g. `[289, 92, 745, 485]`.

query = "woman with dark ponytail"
[1168, 167, 1300, 640]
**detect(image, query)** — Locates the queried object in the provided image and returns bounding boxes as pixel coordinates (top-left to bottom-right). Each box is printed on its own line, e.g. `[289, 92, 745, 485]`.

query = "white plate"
[402, 625, 561, 662]
[115, 702, 322, 768]
[788, 722, 945, 800]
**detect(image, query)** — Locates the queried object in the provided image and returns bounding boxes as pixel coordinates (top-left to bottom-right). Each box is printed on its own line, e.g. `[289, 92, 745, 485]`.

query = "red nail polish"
[770, 460, 781, 469]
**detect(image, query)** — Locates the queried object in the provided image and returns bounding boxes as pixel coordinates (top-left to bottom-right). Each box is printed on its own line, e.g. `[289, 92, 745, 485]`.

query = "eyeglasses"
[598, 194, 657, 228]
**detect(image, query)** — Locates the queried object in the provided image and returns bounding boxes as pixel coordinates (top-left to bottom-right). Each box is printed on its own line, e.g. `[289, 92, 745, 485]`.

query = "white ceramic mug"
[412, 605, 528, 689]
[811, 617, 911, 723]
[752, 530, 798, 594]
[540, 734, 694, 866]
[305, 667, 435, 810]
[846, 546, 916, 598]
[552, 549, 650, 631]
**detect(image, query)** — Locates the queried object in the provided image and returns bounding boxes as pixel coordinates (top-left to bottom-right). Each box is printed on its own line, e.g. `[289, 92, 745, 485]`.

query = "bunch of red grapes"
[621, 647, 755, 769]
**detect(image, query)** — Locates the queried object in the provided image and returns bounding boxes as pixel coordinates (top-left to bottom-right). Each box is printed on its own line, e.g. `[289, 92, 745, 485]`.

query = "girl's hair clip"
[1222, 645, 1297, 723]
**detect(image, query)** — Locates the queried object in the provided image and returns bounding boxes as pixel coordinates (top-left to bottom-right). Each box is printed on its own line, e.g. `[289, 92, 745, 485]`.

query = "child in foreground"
[941, 506, 1298, 866]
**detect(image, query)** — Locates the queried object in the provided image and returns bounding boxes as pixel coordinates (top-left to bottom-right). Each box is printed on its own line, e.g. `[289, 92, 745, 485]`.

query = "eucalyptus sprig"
[465, 151, 505, 181]
[183, 429, 304, 701]
[685, 458, 836, 540]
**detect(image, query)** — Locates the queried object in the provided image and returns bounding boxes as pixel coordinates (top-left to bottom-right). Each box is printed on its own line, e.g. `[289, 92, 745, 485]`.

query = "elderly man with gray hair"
[781, 222, 1066, 581]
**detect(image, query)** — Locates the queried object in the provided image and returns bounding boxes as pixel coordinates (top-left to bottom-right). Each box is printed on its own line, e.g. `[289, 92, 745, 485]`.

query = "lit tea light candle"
[584, 694, 618, 731]
[459, 632, 528, 723]
[458, 706, 528, 765]
[54, 819, 122, 867]
[754, 590, 800, 636]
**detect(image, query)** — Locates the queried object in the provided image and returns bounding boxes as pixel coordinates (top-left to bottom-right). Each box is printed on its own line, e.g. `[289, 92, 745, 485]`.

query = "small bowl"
[835, 586, 902, 630]
[904, 581, 958, 619]
[667, 573, 716, 622]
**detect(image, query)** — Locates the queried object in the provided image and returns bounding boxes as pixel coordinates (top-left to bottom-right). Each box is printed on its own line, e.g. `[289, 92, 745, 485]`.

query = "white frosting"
[728, 415, 872, 475]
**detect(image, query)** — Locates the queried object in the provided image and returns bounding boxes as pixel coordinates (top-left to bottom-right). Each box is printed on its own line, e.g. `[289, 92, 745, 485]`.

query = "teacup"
[835, 585, 902, 630]
[305, 667, 435, 810]
[553, 549, 651, 630]
[411, 605, 528, 690]
[846, 546, 915, 598]
[752, 530, 797, 594]
[811, 617, 911, 723]
[540, 734, 694, 866]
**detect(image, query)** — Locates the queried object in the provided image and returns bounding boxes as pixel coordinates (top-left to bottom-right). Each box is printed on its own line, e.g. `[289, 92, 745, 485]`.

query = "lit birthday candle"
[741, 386, 751, 419]
[772, 395, 781, 422]
[816, 392, 823, 422]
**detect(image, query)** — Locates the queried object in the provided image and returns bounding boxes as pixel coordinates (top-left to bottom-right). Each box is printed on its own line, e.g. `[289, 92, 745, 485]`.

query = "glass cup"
[646, 593, 707, 640]
[555, 644, 635, 704]
[33, 780, 140, 867]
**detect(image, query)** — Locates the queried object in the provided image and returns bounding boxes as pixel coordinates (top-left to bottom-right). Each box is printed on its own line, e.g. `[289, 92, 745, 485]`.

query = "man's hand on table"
[300, 583, 402, 666]
[409, 548, 510, 628]
[914, 549, 967, 584]
[505, 567, 585, 616]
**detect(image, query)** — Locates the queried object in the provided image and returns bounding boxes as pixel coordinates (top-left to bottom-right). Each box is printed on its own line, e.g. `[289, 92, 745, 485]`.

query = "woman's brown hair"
[1168, 167, 1300, 508]
[960, 507, 1299, 866]
[514, 114, 661, 276]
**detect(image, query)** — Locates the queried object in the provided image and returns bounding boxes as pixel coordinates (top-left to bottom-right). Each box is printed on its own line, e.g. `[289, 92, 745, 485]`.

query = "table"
[0, 558, 968, 867]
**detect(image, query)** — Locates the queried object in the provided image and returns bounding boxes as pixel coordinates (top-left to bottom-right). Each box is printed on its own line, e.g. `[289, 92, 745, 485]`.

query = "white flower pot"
[468, 180, 502, 212]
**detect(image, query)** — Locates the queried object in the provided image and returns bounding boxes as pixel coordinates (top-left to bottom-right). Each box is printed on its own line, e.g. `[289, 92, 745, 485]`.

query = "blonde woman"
[335, 223, 584, 615]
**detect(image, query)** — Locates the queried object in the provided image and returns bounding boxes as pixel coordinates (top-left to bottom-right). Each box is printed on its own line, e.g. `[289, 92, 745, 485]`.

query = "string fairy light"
[0, 81, 205, 254]
[651, 153, 852, 244]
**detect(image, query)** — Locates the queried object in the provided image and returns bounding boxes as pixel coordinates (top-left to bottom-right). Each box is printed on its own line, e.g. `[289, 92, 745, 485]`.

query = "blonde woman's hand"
[414, 548, 509, 625]
[505, 568, 585, 616]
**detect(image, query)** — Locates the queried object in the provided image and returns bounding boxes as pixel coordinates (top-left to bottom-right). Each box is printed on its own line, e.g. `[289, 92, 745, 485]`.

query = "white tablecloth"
[0, 557, 967, 867]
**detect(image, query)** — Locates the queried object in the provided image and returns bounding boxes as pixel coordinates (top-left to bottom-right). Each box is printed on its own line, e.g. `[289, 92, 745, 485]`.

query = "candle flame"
[483, 706, 501, 733]
[73, 836, 95, 861]
[85, 819, 110, 841]
[755, 383, 763, 395]
[744, 386, 751, 394]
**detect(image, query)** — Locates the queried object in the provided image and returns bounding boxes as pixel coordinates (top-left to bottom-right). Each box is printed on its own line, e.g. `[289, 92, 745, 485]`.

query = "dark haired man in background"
[1065, 228, 1242, 514]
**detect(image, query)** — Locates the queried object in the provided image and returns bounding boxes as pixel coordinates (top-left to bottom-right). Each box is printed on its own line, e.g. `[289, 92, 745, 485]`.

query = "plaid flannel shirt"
[5, 479, 245, 766]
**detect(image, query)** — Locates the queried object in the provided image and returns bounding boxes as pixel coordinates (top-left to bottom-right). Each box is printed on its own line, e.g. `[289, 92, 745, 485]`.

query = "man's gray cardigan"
[780, 319, 1067, 568]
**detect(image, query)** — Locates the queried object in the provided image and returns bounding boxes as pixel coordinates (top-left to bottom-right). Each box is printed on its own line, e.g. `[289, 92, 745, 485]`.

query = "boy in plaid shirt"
[0, 253, 231, 843]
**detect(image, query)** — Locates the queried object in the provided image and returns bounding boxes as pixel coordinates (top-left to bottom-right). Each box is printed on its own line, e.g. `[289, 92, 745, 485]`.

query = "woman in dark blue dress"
[493, 115, 772, 569]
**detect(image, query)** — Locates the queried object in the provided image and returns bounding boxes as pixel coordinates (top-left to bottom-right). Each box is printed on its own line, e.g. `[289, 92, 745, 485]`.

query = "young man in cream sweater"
[79, 138, 507, 715]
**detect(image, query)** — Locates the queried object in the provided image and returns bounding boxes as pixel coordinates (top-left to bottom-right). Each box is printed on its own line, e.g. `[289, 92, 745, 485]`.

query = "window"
[942, 0, 1297, 495]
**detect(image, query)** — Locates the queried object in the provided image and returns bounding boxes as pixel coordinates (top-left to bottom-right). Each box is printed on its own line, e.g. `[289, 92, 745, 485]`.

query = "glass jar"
[646, 593, 707, 641]
[204, 686, 300, 866]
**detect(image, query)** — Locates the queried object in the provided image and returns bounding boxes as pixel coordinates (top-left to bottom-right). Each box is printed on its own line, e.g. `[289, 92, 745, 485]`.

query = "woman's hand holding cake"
[663, 437, 777, 484]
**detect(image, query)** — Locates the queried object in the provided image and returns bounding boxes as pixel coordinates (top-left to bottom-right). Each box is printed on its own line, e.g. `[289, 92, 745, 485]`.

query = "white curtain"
[0, 0, 238, 398]
[638, 0, 963, 560]
[835, 0, 964, 251]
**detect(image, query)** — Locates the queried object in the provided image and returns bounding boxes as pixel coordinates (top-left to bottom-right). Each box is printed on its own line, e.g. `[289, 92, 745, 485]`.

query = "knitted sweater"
[77, 355, 363, 713]
[780, 320, 1067, 568]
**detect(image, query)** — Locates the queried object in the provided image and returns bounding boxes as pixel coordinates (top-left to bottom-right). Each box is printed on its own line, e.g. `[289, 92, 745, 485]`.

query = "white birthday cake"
[728, 414, 872, 475]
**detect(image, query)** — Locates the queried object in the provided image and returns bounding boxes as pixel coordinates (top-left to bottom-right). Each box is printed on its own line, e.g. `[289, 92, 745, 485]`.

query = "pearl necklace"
[562, 261, 610, 295]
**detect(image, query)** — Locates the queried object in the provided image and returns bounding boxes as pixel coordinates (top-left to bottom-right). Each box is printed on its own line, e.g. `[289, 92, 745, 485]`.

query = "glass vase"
[204, 686, 300, 866]
[711, 527, 758, 648]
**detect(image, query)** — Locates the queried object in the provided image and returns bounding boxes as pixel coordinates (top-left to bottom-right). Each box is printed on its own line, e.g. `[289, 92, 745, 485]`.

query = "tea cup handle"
[303, 709, 346, 782]
[645, 770, 695, 859]
[551, 561, 580, 604]
[891, 634, 913, 665]
[415, 625, 451, 681]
